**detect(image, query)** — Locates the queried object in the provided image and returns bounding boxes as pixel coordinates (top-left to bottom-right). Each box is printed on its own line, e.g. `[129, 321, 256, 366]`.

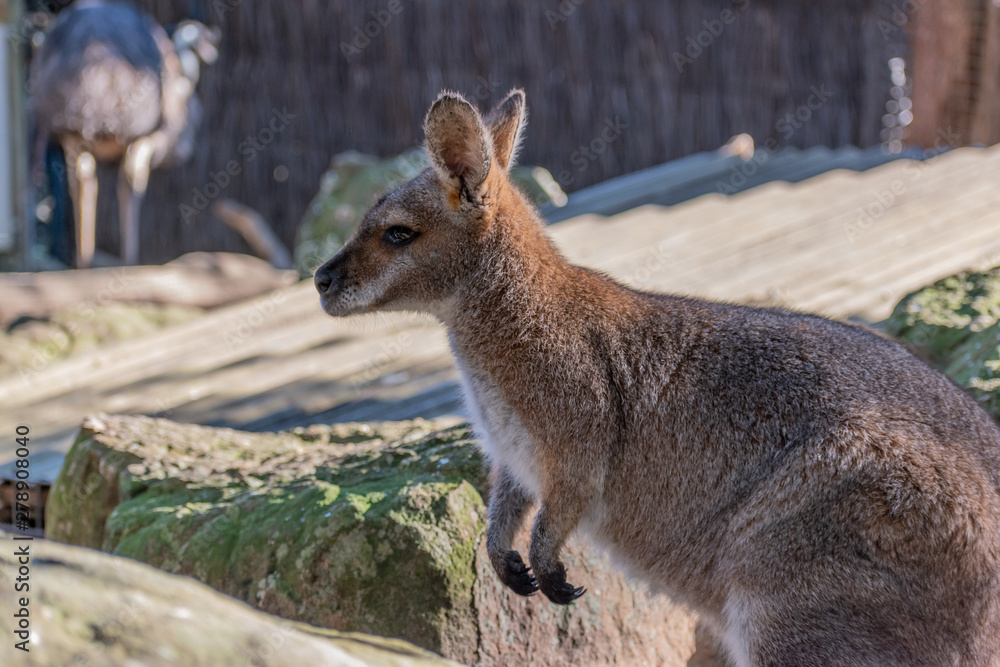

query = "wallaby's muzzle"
[314, 254, 349, 315]
[314, 247, 376, 317]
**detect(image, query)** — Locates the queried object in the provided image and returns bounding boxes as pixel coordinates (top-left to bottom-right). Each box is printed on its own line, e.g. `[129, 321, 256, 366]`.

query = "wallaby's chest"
[455, 358, 543, 497]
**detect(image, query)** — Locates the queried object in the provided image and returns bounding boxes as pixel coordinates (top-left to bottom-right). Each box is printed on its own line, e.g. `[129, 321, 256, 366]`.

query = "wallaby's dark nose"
[314, 262, 336, 294]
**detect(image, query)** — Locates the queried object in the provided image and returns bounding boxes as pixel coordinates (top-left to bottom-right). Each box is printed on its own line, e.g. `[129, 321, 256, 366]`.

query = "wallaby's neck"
[445, 196, 599, 353]
[441, 185, 698, 412]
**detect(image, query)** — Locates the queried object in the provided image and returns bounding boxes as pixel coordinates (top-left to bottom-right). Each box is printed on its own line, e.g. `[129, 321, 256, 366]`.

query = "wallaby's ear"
[424, 92, 492, 192]
[486, 89, 526, 171]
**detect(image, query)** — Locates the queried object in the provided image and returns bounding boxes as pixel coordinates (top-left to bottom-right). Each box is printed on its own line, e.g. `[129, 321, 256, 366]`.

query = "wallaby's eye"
[384, 225, 418, 247]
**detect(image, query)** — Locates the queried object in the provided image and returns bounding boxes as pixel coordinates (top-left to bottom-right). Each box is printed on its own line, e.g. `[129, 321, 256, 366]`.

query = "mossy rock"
[46, 415, 704, 666]
[885, 268, 1000, 361]
[294, 149, 566, 276]
[0, 302, 202, 380]
[0, 533, 463, 666]
[47, 415, 484, 659]
[886, 267, 1000, 419]
[940, 322, 1000, 417]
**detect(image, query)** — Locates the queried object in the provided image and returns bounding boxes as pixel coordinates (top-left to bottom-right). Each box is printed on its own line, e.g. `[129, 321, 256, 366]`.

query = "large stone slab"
[45, 415, 704, 666]
[0, 533, 463, 666]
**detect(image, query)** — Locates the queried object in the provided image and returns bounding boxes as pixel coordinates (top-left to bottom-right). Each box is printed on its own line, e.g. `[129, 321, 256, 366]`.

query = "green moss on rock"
[886, 268, 1000, 362]
[47, 415, 486, 658]
[941, 322, 1000, 416]
[44, 423, 144, 549]
[887, 267, 1000, 419]
[47, 415, 704, 666]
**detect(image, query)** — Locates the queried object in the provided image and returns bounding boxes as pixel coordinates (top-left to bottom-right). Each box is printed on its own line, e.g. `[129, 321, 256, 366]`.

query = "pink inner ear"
[433, 124, 490, 186]
[442, 143, 485, 182]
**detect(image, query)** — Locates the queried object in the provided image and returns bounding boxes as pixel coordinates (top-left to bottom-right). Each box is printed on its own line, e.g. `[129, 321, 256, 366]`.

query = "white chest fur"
[454, 356, 543, 499]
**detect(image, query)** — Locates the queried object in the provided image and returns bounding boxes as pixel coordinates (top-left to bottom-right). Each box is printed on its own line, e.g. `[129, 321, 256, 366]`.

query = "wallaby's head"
[315, 89, 534, 319]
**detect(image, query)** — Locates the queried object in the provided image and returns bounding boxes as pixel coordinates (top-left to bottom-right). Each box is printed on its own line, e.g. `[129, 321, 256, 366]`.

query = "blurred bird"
[29, 0, 219, 267]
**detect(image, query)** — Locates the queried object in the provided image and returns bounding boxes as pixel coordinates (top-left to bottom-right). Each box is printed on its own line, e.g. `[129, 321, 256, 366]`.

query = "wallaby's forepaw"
[494, 549, 538, 596]
[537, 562, 586, 605]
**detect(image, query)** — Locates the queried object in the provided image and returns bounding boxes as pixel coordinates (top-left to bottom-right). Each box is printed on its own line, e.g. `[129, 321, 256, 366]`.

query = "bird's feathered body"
[32, 3, 163, 149]
[28, 0, 217, 266]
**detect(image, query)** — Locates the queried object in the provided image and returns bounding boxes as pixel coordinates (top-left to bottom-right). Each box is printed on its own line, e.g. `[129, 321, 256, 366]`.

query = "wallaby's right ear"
[485, 89, 526, 171]
[425, 92, 492, 193]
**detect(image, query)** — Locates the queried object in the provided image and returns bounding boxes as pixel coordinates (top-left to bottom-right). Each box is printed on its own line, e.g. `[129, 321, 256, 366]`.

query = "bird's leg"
[116, 165, 138, 266]
[75, 151, 98, 269]
[118, 137, 154, 266]
[61, 138, 90, 269]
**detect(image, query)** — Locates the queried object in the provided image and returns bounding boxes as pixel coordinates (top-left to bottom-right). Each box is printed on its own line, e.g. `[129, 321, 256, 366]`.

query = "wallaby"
[315, 90, 1000, 666]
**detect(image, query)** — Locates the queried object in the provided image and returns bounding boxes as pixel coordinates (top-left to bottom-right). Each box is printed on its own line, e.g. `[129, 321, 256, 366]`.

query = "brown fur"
[315, 90, 1000, 666]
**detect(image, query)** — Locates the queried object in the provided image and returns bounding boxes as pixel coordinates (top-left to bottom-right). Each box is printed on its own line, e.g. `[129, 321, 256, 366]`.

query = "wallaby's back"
[585, 289, 1000, 664]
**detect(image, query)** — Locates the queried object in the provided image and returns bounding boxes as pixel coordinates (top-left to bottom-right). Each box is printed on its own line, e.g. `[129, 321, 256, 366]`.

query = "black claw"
[496, 550, 539, 597]
[537, 564, 587, 605]
[544, 581, 586, 605]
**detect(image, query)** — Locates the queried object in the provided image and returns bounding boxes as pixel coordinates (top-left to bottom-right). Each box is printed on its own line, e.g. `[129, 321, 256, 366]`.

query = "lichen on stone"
[887, 267, 1000, 419]
[47, 415, 487, 656]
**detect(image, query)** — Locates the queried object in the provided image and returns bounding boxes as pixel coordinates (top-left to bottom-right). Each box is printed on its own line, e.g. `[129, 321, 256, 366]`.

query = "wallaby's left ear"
[486, 89, 526, 171]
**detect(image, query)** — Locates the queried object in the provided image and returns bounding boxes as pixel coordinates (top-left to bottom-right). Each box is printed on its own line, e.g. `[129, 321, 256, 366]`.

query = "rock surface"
[0, 302, 202, 380]
[294, 149, 567, 276]
[0, 532, 464, 666]
[886, 267, 1000, 418]
[46, 414, 705, 666]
